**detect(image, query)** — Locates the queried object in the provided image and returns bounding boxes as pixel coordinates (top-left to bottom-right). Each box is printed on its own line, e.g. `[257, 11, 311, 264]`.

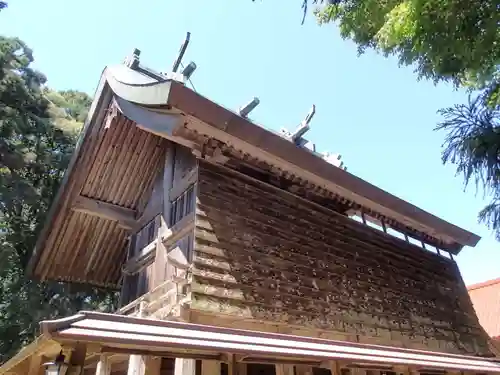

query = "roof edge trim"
[163, 82, 481, 251]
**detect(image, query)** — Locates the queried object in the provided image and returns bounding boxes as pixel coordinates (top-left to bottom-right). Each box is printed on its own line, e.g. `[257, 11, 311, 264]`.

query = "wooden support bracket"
[72, 196, 137, 230]
[65, 343, 87, 375]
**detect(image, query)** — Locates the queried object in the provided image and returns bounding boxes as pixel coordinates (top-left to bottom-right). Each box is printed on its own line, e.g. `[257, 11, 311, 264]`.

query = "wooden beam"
[101, 347, 221, 360]
[72, 196, 136, 229]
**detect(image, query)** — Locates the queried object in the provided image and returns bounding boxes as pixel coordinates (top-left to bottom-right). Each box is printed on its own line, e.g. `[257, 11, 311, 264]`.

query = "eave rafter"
[178, 128, 460, 252]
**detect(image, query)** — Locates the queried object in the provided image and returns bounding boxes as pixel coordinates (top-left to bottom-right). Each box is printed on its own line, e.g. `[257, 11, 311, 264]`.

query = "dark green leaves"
[316, 0, 500, 88]
[0, 36, 117, 363]
[314, 0, 500, 237]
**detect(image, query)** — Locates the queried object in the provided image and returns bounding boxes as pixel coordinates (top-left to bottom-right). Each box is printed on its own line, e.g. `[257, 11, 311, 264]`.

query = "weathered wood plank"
[192, 161, 489, 356]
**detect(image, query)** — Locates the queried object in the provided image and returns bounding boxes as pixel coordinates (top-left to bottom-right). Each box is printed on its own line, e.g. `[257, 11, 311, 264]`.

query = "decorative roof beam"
[171, 32, 191, 73]
[280, 105, 347, 171]
[71, 196, 136, 230]
[239, 97, 260, 118]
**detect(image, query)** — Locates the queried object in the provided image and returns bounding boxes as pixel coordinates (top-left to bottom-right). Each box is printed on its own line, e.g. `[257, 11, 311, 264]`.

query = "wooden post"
[126, 305, 162, 375]
[174, 358, 195, 375]
[66, 344, 87, 375]
[226, 355, 236, 375]
[127, 356, 161, 375]
[296, 365, 313, 375]
[349, 369, 365, 375]
[145, 357, 162, 375]
[275, 364, 294, 375]
[126, 354, 145, 375]
[95, 355, 111, 375]
[328, 361, 341, 375]
[28, 355, 45, 375]
[202, 360, 221, 375]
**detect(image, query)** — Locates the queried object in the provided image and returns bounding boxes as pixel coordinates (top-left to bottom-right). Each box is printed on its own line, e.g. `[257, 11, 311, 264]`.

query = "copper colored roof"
[468, 278, 500, 339]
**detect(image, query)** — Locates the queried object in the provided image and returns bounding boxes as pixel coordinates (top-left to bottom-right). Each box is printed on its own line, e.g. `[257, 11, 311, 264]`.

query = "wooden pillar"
[126, 305, 162, 375]
[127, 355, 161, 375]
[174, 358, 196, 375]
[227, 355, 236, 375]
[328, 361, 341, 375]
[28, 354, 45, 375]
[126, 354, 144, 375]
[145, 357, 162, 375]
[296, 365, 313, 375]
[349, 369, 365, 375]
[275, 364, 294, 375]
[65, 344, 87, 375]
[95, 355, 111, 375]
[202, 360, 221, 375]
[236, 363, 246, 375]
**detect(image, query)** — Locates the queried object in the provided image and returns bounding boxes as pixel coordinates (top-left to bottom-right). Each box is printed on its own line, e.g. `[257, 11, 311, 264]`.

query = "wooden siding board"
[192, 161, 489, 355]
[121, 143, 198, 304]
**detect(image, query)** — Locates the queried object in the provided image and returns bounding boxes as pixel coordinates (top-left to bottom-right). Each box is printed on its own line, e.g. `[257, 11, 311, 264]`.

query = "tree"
[0, 36, 117, 362]
[311, 0, 500, 237]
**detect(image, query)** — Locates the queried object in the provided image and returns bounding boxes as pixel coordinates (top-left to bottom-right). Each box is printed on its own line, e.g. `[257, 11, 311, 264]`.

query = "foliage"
[0, 36, 118, 363]
[313, 0, 500, 237]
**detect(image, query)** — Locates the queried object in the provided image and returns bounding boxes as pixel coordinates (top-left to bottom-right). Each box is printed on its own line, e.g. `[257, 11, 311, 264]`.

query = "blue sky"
[1, 0, 497, 284]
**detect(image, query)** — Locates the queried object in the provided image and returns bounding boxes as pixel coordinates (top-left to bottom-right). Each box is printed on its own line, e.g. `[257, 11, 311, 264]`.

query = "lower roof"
[13, 311, 498, 373]
[468, 278, 500, 339]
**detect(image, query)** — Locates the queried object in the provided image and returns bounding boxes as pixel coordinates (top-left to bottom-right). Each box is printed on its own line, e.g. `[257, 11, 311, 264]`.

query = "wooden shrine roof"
[28, 62, 480, 288]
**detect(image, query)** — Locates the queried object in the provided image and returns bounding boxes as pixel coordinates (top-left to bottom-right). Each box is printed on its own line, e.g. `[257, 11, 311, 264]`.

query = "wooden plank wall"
[163, 144, 198, 282]
[120, 142, 199, 307]
[120, 171, 164, 306]
[192, 161, 490, 356]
